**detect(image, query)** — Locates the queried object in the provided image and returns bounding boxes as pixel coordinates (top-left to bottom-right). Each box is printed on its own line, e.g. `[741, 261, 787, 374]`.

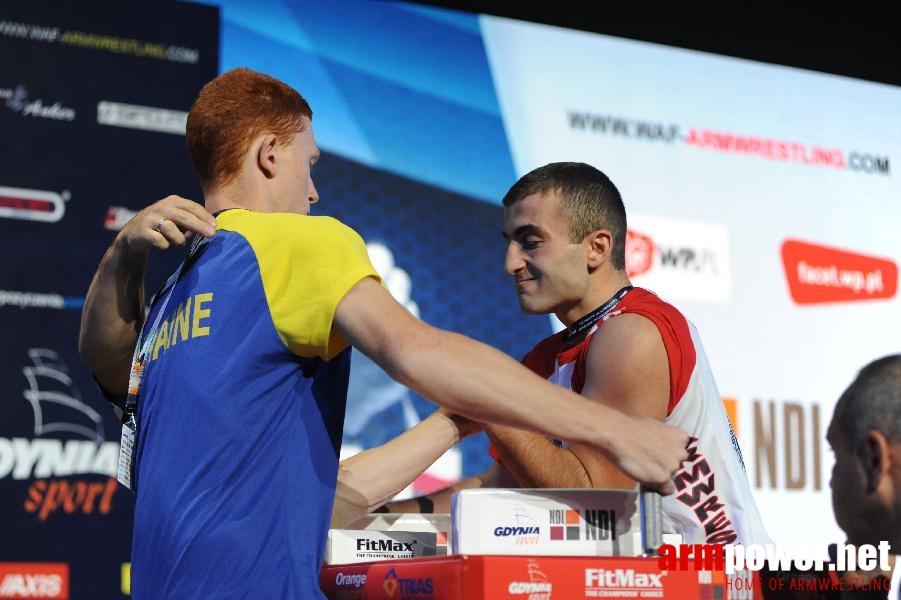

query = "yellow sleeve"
[223, 211, 380, 359]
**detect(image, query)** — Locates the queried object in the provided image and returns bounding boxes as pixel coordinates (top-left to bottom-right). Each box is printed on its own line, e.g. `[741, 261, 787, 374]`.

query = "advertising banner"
[0, 2, 218, 597]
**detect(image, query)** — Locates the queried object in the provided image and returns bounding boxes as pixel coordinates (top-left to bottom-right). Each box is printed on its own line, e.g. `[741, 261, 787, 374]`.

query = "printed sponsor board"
[0, 4, 218, 599]
[0, 186, 67, 223]
[451, 488, 642, 556]
[0, 563, 68, 600]
[781, 239, 898, 304]
[565, 110, 892, 177]
[319, 555, 757, 599]
[96, 101, 187, 135]
[626, 215, 731, 303]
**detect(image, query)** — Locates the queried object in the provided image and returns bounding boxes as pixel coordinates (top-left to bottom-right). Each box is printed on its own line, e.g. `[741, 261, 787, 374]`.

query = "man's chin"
[517, 299, 548, 316]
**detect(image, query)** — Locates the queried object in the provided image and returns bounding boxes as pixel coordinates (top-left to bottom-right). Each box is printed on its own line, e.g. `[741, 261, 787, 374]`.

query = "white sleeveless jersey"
[517, 287, 772, 545]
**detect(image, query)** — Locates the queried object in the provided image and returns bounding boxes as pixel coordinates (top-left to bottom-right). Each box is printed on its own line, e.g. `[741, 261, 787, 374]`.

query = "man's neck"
[203, 176, 266, 214]
[556, 272, 633, 328]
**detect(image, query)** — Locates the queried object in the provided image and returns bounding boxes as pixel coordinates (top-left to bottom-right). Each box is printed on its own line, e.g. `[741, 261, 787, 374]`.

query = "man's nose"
[505, 243, 524, 275]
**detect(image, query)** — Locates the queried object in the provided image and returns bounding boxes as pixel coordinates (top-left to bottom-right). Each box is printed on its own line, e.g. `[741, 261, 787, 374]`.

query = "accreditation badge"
[117, 417, 137, 493]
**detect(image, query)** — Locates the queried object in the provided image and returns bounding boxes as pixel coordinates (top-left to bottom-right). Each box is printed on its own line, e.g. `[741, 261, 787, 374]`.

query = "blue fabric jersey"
[130, 209, 379, 599]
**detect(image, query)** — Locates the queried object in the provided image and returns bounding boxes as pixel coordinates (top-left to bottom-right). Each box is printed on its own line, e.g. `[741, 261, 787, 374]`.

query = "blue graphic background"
[194, 0, 517, 204]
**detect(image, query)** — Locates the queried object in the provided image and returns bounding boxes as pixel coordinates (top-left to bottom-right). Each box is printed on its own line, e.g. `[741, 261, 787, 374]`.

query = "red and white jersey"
[520, 287, 772, 545]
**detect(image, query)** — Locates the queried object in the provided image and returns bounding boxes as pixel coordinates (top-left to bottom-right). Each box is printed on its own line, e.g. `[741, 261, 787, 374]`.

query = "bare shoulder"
[591, 312, 665, 354]
[584, 312, 669, 417]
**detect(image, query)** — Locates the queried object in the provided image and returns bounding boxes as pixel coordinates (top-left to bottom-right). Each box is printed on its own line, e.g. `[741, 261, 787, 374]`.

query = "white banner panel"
[482, 15, 901, 551]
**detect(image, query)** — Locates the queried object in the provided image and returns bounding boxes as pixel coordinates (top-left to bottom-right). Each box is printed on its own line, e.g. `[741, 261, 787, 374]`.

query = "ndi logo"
[548, 508, 617, 541]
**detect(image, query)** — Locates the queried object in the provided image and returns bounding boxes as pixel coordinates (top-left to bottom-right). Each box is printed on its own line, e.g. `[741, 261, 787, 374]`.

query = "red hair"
[186, 67, 313, 187]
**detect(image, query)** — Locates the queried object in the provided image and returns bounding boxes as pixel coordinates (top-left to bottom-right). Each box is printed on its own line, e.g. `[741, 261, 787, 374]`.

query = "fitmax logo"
[356, 538, 416, 552]
[585, 568, 665, 588]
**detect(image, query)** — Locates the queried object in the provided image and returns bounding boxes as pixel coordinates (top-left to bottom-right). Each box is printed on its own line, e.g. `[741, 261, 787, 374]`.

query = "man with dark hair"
[829, 354, 901, 553]
[759, 356, 901, 599]
[78, 69, 689, 598]
[386, 162, 771, 546]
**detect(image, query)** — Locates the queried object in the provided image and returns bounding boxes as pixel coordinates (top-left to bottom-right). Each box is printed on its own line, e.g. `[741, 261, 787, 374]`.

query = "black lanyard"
[562, 286, 633, 345]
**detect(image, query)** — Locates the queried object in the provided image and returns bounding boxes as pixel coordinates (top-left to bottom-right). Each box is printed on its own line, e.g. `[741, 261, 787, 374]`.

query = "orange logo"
[0, 563, 68, 599]
[781, 239, 897, 304]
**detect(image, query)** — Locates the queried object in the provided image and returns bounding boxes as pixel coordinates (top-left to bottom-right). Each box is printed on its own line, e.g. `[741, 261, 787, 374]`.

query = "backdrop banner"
[0, 2, 218, 597]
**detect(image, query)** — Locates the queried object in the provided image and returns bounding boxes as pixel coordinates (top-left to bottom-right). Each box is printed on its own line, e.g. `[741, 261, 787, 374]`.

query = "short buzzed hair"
[835, 354, 901, 445]
[502, 162, 627, 270]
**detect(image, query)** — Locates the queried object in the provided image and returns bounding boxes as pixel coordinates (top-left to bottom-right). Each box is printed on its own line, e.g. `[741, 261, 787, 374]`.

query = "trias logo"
[0, 186, 67, 223]
[781, 239, 897, 304]
[0, 563, 68, 599]
[382, 568, 433, 598]
[585, 568, 665, 589]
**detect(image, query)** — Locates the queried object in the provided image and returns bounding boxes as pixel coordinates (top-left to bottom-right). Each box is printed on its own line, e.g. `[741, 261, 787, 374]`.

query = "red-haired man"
[79, 68, 689, 599]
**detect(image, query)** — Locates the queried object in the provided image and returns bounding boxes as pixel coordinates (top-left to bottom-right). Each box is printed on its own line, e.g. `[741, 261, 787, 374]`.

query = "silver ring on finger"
[155, 218, 167, 232]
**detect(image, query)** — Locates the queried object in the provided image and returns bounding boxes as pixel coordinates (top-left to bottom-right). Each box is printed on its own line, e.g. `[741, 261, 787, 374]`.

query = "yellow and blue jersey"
[131, 209, 379, 598]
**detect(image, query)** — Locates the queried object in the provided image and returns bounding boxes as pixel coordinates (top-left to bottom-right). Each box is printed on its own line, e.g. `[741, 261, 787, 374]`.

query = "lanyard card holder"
[117, 414, 137, 492]
[114, 234, 208, 494]
[117, 357, 144, 493]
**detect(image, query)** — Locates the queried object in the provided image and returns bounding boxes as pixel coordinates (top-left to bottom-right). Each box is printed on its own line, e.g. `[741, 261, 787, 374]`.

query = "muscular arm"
[486, 313, 671, 490]
[486, 428, 594, 488]
[379, 462, 515, 515]
[331, 410, 481, 527]
[334, 278, 686, 493]
[78, 196, 217, 395]
[78, 239, 150, 394]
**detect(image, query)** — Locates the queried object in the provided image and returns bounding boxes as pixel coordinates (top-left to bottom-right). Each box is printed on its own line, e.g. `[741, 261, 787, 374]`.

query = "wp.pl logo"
[781, 239, 897, 305]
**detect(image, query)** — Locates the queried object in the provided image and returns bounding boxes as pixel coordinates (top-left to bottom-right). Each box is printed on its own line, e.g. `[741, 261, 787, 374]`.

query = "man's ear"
[585, 229, 614, 269]
[861, 430, 892, 494]
[256, 133, 279, 179]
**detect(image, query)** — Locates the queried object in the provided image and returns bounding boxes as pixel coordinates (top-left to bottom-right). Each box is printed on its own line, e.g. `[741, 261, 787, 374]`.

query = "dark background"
[0, 2, 218, 597]
[409, 1, 901, 88]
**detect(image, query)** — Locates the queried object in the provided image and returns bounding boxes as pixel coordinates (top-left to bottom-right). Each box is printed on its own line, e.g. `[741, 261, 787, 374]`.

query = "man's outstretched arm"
[332, 409, 481, 527]
[378, 462, 513, 515]
[334, 277, 688, 494]
[78, 196, 217, 395]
